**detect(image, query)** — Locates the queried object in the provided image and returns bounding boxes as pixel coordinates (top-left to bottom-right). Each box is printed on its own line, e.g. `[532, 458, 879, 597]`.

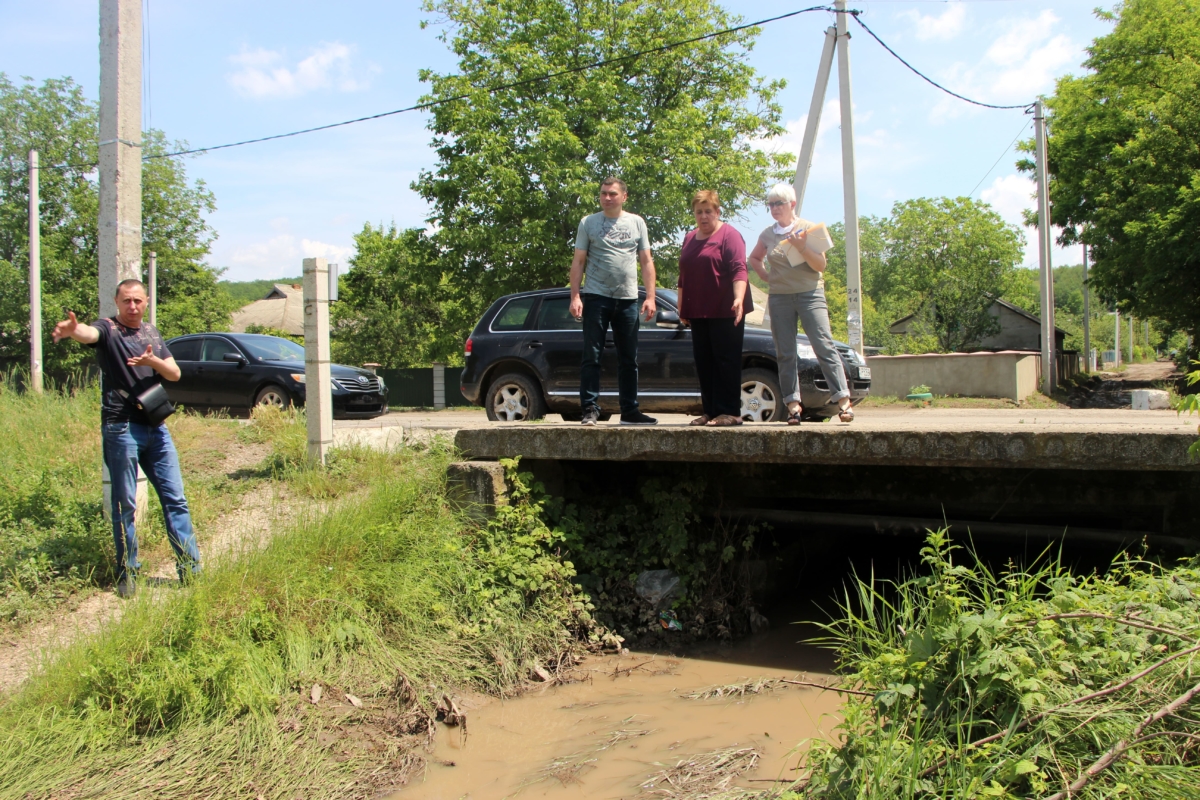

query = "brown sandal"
[838, 405, 855, 423]
[707, 414, 743, 427]
[689, 415, 711, 426]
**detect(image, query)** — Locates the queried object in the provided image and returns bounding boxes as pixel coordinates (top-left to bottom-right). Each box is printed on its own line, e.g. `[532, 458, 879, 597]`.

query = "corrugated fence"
[377, 366, 469, 408]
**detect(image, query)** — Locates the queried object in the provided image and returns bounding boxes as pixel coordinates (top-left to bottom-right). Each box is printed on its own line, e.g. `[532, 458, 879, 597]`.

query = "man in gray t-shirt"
[568, 177, 658, 425]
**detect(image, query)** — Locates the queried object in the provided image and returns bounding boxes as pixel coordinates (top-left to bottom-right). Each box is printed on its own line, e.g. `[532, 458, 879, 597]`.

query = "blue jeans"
[580, 294, 641, 415]
[102, 421, 201, 581]
[768, 288, 850, 406]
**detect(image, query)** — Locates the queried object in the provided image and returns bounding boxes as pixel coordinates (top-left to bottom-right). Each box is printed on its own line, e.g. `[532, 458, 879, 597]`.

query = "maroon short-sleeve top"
[677, 224, 752, 319]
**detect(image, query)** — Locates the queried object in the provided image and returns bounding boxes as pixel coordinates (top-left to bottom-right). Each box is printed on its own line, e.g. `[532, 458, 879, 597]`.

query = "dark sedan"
[459, 288, 871, 422]
[165, 333, 388, 419]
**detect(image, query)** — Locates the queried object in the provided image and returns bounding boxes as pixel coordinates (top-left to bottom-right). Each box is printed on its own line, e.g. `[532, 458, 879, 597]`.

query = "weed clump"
[0, 418, 599, 798]
[790, 530, 1200, 799]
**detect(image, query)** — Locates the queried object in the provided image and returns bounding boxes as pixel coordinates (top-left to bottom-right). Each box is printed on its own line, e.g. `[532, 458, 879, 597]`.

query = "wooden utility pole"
[28, 150, 43, 394]
[99, 0, 142, 317]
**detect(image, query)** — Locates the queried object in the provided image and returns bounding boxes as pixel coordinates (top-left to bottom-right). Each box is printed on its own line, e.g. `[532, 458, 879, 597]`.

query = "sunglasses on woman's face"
[767, 200, 787, 208]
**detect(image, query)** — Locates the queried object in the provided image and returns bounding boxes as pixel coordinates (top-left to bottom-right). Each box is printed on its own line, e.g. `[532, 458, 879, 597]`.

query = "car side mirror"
[222, 352, 248, 366]
[656, 309, 681, 326]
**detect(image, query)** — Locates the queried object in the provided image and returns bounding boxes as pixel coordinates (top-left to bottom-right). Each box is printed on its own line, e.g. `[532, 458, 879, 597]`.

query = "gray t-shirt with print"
[575, 211, 651, 300]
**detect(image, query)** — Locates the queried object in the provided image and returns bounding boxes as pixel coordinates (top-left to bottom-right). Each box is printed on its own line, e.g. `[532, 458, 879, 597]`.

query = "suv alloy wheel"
[485, 373, 546, 422]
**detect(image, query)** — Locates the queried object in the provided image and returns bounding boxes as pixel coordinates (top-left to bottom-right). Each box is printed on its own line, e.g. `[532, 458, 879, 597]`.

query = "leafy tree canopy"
[414, 0, 788, 323]
[332, 224, 463, 368]
[1035, 0, 1200, 345]
[825, 201, 1024, 353]
[0, 75, 233, 374]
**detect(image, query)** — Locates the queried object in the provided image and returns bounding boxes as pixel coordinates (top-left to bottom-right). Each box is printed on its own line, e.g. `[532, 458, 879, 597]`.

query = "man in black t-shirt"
[53, 279, 201, 598]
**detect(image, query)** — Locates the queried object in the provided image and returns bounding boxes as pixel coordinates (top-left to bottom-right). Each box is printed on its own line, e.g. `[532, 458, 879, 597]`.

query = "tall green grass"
[0, 378, 263, 629]
[0, 379, 109, 626]
[791, 530, 1200, 799]
[0, 433, 591, 798]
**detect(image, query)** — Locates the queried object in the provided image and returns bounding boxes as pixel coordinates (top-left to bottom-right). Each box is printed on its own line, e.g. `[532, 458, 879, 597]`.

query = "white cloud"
[986, 11, 1058, 65]
[903, 1, 967, 42]
[980, 174, 1077, 266]
[301, 239, 354, 265]
[752, 99, 841, 161]
[228, 234, 353, 278]
[227, 42, 377, 98]
[925, 12, 1080, 123]
[980, 173, 1035, 228]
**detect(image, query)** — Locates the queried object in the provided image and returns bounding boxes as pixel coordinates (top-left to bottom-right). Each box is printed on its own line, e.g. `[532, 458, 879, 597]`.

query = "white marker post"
[303, 257, 333, 465]
[28, 150, 43, 394]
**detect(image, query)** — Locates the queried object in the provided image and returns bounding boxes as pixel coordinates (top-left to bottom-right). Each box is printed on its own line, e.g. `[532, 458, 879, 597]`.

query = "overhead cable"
[850, 14, 1032, 110]
[41, 5, 842, 172]
[39, 4, 1034, 173]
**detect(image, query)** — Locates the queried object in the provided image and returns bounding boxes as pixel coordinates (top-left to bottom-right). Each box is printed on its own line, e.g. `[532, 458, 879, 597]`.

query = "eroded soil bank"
[396, 613, 841, 799]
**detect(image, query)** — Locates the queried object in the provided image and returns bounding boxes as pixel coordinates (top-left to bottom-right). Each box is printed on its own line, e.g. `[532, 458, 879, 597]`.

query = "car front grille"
[335, 376, 383, 393]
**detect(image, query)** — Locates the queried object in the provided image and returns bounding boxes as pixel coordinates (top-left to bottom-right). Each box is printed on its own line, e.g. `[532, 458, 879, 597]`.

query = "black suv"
[459, 288, 871, 422]
[165, 333, 388, 419]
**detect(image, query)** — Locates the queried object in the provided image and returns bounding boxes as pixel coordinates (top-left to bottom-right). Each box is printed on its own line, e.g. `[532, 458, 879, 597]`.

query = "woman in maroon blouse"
[677, 190, 752, 426]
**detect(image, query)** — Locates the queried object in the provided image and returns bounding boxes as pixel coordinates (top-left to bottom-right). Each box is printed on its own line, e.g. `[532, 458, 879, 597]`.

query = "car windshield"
[237, 334, 305, 362]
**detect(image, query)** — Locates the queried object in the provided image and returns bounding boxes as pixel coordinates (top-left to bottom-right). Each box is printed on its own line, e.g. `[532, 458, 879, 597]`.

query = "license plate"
[857, 366, 871, 380]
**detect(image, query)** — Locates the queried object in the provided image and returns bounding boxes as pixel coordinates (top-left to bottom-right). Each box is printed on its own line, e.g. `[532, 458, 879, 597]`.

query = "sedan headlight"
[290, 373, 306, 383]
[376, 373, 385, 390]
[796, 342, 817, 360]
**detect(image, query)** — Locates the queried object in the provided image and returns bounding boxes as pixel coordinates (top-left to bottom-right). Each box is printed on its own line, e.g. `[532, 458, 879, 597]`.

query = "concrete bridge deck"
[338, 407, 1199, 544]
[444, 408, 1198, 472]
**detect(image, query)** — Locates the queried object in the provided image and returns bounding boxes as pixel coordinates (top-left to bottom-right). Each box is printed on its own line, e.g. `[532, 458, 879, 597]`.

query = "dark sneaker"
[116, 575, 136, 599]
[581, 407, 601, 426]
[620, 411, 658, 426]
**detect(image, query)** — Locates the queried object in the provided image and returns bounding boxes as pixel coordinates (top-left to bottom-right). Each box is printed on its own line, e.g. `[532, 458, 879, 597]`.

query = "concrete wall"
[866, 351, 1040, 401]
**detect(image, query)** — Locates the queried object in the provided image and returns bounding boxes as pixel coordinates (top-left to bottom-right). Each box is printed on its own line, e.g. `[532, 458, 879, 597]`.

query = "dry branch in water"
[639, 746, 760, 798]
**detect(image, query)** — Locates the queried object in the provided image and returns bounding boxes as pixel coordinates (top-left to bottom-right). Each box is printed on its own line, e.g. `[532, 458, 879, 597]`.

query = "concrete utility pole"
[148, 251, 157, 327]
[835, 0, 864, 355]
[1033, 100, 1056, 392]
[792, 26, 837, 211]
[303, 257, 333, 466]
[1129, 314, 1135, 362]
[99, 0, 142, 318]
[1114, 310, 1120, 367]
[28, 150, 43, 394]
[1082, 243, 1091, 371]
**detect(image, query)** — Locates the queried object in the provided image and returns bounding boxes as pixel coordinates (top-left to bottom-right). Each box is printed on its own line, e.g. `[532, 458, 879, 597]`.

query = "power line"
[41, 4, 843, 172]
[850, 14, 1032, 110]
[40, 3, 1035, 173]
[967, 118, 1031, 197]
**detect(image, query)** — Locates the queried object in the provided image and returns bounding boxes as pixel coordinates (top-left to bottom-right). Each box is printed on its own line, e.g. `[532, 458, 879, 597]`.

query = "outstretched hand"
[127, 345, 158, 368]
[52, 311, 79, 343]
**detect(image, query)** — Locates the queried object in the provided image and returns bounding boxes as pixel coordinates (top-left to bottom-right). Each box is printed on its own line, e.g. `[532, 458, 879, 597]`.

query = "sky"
[1, 0, 1111, 282]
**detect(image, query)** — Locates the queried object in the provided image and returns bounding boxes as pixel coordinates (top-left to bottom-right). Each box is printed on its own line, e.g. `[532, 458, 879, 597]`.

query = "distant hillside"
[218, 277, 302, 308]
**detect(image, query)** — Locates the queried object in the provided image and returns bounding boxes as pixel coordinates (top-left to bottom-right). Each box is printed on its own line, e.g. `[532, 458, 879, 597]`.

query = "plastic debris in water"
[659, 610, 683, 632]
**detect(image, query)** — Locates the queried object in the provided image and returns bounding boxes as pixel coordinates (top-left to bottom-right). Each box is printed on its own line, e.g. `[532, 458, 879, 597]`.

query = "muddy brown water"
[394, 617, 843, 799]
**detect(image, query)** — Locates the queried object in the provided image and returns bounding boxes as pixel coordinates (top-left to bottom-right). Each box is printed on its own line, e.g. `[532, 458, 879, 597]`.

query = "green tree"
[414, 0, 788, 322]
[825, 216, 890, 347]
[877, 197, 1025, 353]
[0, 75, 232, 374]
[332, 225, 461, 368]
[1035, 0, 1200, 353]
